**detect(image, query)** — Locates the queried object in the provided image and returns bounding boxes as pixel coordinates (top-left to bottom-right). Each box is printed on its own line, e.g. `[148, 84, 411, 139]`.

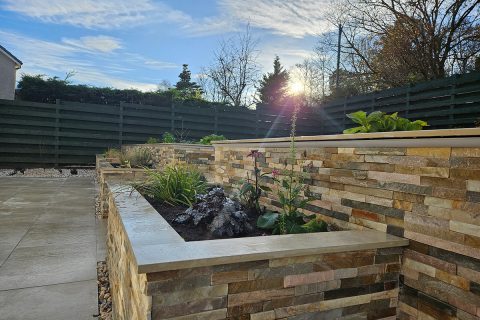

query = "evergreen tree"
[175, 64, 203, 100]
[257, 56, 289, 105]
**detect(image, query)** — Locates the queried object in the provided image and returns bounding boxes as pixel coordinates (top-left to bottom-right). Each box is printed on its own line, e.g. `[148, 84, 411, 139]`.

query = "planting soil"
[144, 188, 270, 241]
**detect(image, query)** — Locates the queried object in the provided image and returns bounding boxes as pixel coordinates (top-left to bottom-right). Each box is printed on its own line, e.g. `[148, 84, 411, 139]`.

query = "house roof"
[0, 44, 22, 68]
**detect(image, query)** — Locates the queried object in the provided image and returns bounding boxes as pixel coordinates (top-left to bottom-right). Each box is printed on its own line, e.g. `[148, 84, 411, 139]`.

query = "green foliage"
[146, 137, 159, 144]
[199, 134, 226, 145]
[135, 165, 207, 206]
[162, 132, 176, 143]
[119, 148, 153, 168]
[16, 74, 173, 105]
[257, 56, 289, 105]
[104, 148, 121, 159]
[343, 110, 428, 134]
[175, 64, 204, 101]
[257, 104, 327, 234]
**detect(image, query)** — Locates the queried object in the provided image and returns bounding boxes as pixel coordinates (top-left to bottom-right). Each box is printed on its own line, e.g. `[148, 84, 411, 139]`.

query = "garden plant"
[343, 110, 428, 134]
[254, 102, 327, 234]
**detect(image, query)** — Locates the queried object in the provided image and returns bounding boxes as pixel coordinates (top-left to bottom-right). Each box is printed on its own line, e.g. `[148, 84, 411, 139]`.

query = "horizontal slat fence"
[0, 99, 321, 166]
[320, 72, 480, 134]
[1, 72, 480, 166]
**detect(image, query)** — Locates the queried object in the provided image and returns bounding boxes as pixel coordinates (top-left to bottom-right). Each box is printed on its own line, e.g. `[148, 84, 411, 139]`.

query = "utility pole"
[336, 24, 342, 90]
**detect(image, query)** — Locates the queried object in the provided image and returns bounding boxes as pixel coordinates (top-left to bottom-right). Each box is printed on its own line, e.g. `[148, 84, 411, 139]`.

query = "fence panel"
[1, 72, 480, 166]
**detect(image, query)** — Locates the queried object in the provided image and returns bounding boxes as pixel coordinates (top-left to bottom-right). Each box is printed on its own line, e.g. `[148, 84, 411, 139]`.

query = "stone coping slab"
[212, 128, 480, 145]
[109, 183, 409, 275]
[124, 143, 214, 149]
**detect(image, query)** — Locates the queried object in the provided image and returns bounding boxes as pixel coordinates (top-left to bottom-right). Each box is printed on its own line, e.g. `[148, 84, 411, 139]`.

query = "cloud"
[1, 0, 189, 29]
[61, 36, 122, 53]
[0, 30, 175, 91]
[218, 0, 333, 38]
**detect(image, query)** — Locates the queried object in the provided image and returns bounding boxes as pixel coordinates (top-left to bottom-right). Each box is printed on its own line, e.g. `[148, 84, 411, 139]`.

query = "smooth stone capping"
[109, 183, 408, 274]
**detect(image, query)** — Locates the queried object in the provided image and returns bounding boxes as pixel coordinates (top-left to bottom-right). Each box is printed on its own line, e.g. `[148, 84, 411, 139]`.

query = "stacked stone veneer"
[214, 144, 480, 319]
[123, 144, 215, 182]
[105, 178, 405, 319]
[107, 189, 151, 319]
[146, 248, 401, 320]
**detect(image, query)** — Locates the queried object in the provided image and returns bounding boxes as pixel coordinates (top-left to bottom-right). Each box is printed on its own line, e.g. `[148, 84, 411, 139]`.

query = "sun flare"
[288, 80, 304, 95]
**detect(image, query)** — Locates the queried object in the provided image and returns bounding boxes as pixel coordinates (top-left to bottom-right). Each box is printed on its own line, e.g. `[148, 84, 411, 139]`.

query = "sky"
[0, 0, 333, 91]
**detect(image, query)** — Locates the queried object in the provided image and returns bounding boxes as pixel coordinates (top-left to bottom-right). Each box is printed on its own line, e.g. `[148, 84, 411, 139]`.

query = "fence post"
[119, 102, 124, 147]
[255, 107, 260, 138]
[54, 99, 60, 167]
[449, 76, 457, 126]
[342, 96, 348, 132]
[370, 93, 376, 113]
[214, 106, 218, 134]
[170, 100, 175, 132]
[405, 84, 411, 118]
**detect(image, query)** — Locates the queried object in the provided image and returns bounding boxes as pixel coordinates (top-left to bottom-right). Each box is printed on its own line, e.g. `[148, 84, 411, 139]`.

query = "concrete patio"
[0, 177, 104, 320]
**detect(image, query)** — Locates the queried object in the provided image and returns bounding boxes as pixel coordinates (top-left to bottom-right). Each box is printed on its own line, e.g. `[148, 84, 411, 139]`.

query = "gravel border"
[0, 168, 96, 177]
[96, 261, 112, 320]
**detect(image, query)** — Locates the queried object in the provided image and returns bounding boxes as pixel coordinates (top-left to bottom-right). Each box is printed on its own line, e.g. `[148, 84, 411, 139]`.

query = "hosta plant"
[199, 134, 226, 145]
[343, 110, 427, 134]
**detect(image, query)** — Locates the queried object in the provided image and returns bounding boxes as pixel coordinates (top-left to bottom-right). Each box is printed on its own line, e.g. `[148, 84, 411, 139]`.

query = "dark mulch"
[144, 197, 271, 241]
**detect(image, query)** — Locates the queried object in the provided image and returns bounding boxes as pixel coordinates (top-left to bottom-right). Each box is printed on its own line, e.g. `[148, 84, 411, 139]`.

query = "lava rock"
[174, 187, 253, 238]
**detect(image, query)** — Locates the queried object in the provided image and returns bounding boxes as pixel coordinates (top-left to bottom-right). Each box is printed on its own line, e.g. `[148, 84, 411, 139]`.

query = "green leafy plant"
[135, 164, 207, 206]
[162, 132, 176, 143]
[120, 148, 153, 168]
[199, 134, 226, 145]
[238, 150, 274, 213]
[257, 103, 327, 234]
[343, 110, 428, 134]
[146, 137, 159, 144]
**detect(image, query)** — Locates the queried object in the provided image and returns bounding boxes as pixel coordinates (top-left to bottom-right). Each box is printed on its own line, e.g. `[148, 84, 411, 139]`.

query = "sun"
[288, 80, 304, 95]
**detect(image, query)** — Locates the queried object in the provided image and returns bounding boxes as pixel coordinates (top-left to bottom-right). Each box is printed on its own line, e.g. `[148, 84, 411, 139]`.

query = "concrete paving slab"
[17, 224, 96, 248]
[0, 222, 32, 247]
[35, 212, 95, 227]
[0, 177, 99, 318]
[0, 244, 15, 267]
[0, 280, 97, 320]
[0, 243, 96, 291]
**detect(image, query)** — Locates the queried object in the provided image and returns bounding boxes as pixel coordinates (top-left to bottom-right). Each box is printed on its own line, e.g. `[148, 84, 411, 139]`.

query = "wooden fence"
[1, 71, 480, 166]
[321, 71, 480, 134]
[0, 99, 321, 166]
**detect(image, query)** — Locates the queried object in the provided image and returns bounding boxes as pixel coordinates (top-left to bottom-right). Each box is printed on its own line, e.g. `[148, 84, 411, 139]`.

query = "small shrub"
[146, 137, 159, 144]
[162, 132, 176, 143]
[120, 148, 153, 168]
[343, 111, 428, 134]
[135, 164, 207, 206]
[104, 148, 121, 159]
[199, 134, 226, 145]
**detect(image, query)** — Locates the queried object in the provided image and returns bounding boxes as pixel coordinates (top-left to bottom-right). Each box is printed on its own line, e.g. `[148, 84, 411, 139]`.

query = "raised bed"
[105, 182, 408, 319]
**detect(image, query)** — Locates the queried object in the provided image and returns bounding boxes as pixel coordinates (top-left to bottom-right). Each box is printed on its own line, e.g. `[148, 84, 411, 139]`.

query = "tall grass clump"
[120, 148, 153, 168]
[136, 164, 207, 206]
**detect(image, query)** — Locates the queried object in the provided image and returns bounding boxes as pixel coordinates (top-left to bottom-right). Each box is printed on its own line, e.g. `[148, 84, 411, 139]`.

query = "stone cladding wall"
[123, 144, 215, 182]
[146, 248, 402, 320]
[107, 189, 152, 320]
[214, 144, 480, 319]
